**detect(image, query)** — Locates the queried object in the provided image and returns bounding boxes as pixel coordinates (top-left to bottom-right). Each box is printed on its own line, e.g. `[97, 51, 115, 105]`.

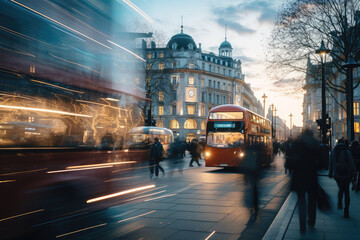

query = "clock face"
[188, 90, 195, 97]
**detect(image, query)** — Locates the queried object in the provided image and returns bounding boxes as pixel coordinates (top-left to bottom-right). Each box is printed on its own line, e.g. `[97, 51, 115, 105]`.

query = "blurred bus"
[126, 126, 174, 156]
[204, 105, 273, 168]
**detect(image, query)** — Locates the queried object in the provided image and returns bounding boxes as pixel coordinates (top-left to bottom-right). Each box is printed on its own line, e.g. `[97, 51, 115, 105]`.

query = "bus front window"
[206, 121, 244, 148]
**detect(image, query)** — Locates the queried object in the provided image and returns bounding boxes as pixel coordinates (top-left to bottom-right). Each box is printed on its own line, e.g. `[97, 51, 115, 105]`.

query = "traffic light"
[326, 116, 331, 130]
[316, 119, 323, 128]
[151, 118, 157, 126]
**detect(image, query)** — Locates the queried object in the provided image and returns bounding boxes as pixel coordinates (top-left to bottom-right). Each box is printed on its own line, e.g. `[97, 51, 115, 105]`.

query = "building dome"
[166, 32, 197, 50]
[219, 40, 232, 49]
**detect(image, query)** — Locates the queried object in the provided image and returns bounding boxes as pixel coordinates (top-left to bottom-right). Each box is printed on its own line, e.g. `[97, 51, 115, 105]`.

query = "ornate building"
[145, 26, 263, 141]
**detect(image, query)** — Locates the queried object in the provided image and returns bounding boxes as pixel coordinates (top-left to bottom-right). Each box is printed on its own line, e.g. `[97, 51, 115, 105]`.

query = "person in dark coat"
[290, 129, 320, 234]
[188, 139, 201, 167]
[350, 140, 360, 192]
[329, 138, 357, 218]
[149, 137, 165, 178]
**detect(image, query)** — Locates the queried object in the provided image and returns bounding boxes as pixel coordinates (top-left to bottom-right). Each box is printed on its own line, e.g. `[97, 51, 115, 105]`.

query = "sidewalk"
[263, 171, 360, 240]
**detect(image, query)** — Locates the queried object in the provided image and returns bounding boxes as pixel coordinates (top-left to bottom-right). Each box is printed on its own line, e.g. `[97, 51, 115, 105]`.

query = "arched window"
[201, 121, 206, 130]
[184, 119, 197, 129]
[156, 120, 164, 128]
[170, 119, 179, 129]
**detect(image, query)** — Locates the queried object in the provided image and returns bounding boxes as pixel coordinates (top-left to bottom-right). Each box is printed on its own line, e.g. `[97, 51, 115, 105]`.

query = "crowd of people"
[282, 129, 360, 235]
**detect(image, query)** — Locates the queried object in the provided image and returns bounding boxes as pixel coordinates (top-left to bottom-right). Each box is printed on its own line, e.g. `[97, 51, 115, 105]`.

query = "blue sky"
[131, 0, 304, 127]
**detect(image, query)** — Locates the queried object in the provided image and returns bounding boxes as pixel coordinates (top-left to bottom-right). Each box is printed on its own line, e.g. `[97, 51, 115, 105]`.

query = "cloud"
[211, 0, 277, 34]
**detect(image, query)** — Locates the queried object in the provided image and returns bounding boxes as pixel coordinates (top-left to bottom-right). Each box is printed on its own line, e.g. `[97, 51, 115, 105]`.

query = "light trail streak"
[0, 180, 16, 183]
[0, 46, 35, 57]
[56, 223, 107, 238]
[0, 105, 92, 118]
[86, 185, 155, 203]
[0, 93, 38, 101]
[47, 166, 112, 174]
[76, 99, 123, 110]
[0, 209, 44, 222]
[144, 193, 176, 202]
[205, 231, 216, 240]
[117, 210, 156, 223]
[9, 0, 111, 49]
[66, 161, 137, 169]
[121, 0, 154, 24]
[31, 79, 85, 94]
[134, 185, 167, 195]
[125, 190, 166, 202]
[107, 40, 146, 62]
[49, 54, 100, 73]
[0, 168, 47, 176]
[0, 25, 50, 46]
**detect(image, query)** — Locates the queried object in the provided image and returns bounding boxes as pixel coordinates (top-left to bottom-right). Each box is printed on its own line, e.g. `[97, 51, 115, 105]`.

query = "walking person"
[149, 137, 165, 178]
[350, 140, 360, 192]
[288, 129, 320, 234]
[329, 138, 357, 218]
[188, 139, 201, 167]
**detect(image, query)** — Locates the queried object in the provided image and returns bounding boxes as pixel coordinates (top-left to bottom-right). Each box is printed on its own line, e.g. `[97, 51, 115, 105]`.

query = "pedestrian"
[149, 137, 165, 178]
[188, 139, 201, 167]
[350, 140, 360, 192]
[329, 138, 357, 218]
[289, 129, 320, 234]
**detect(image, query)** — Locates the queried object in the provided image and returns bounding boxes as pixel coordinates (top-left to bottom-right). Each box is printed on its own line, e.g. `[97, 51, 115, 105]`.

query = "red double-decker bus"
[204, 104, 273, 168]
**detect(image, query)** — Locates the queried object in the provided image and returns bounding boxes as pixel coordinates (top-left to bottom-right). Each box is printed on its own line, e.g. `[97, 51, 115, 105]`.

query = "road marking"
[117, 210, 156, 223]
[205, 231, 216, 240]
[0, 209, 44, 222]
[56, 223, 107, 238]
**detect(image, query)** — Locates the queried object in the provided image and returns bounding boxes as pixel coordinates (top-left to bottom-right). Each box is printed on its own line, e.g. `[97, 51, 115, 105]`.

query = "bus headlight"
[205, 151, 210, 157]
[239, 152, 245, 158]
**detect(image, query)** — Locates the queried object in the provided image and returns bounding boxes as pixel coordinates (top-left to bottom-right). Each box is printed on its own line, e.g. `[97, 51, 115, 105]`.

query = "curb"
[262, 191, 298, 240]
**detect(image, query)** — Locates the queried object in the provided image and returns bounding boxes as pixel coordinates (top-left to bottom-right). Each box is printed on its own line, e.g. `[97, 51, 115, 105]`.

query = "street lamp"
[315, 40, 330, 144]
[289, 113, 293, 138]
[274, 107, 277, 140]
[270, 104, 274, 139]
[262, 93, 267, 117]
[316, 40, 330, 170]
[342, 57, 360, 142]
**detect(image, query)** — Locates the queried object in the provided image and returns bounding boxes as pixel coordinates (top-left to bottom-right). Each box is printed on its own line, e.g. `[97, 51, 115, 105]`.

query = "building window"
[158, 106, 164, 115]
[189, 63, 194, 69]
[28, 116, 35, 122]
[223, 68, 226, 74]
[223, 96, 226, 104]
[216, 67, 219, 73]
[355, 122, 360, 133]
[135, 77, 140, 86]
[223, 83, 225, 90]
[30, 64, 35, 73]
[201, 78, 204, 86]
[208, 93, 212, 103]
[189, 77, 194, 85]
[216, 95, 219, 104]
[201, 92, 205, 102]
[172, 61, 177, 68]
[159, 52, 164, 58]
[172, 76, 177, 84]
[228, 84, 231, 91]
[228, 70, 231, 76]
[213, 81, 216, 88]
[187, 105, 195, 115]
[201, 121, 206, 130]
[209, 80, 211, 87]
[202, 63, 205, 69]
[209, 64, 211, 71]
[217, 82, 220, 89]
[147, 53, 152, 59]
[170, 119, 179, 129]
[171, 105, 176, 115]
[184, 119, 197, 129]
[354, 102, 359, 115]
[158, 91, 164, 102]
[159, 63, 164, 70]
[156, 120, 164, 128]
[201, 105, 206, 116]
[172, 91, 177, 101]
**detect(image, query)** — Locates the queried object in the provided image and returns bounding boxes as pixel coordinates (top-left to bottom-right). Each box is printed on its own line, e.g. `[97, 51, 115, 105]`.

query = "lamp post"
[289, 113, 293, 138]
[270, 104, 274, 139]
[262, 93, 267, 117]
[284, 120, 286, 140]
[342, 57, 360, 142]
[315, 40, 330, 144]
[315, 40, 330, 170]
[274, 107, 277, 140]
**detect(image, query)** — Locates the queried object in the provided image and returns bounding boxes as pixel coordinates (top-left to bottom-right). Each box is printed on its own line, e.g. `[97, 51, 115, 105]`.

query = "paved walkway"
[263, 171, 360, 240]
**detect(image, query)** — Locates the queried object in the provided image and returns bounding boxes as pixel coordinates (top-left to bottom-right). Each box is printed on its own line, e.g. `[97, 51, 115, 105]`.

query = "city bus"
[204, 104, 273, 168]
[126, 126, 174, 156]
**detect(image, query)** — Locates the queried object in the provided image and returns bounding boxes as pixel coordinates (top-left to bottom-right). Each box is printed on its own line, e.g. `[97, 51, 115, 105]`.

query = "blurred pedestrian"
[290, 129, 320, 234]
[149, 137, 165, 178]
[329, 138, 357, 218]
[350, 140, 360, 192]
[188, 139, 201, 167]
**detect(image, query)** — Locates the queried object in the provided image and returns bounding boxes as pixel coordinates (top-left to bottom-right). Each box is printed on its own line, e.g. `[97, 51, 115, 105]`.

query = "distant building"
[145, 26, 263, 140]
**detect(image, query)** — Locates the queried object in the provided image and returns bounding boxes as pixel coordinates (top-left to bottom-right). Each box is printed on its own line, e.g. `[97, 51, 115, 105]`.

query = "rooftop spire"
[225, 24, 227, 41]
[181, 16, 183, 34]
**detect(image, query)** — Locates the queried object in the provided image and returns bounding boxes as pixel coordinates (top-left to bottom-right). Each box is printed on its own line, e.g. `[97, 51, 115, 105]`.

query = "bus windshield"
[206, 121, 245, 148]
